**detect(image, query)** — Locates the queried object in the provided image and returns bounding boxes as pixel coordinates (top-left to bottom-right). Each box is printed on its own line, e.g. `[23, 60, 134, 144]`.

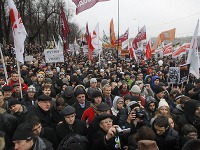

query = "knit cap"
[158, 99, 169, 109]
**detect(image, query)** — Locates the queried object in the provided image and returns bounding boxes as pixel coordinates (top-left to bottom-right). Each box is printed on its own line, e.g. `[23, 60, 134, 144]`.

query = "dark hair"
[154, 116, 169, 128]
[180, 96, 191, 104]
[181, 124, 197, 136]
[42, 84, 51, 91]
[182, 139, 200, 150]
[56, 97, 65, 107]
[25, 115, 41, 128]
[135, 126, 156, 142]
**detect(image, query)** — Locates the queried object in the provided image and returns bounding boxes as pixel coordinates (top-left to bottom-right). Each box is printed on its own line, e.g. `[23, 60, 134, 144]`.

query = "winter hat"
[124, 94, 132, 101]
[184, 99, 200, 115]
[130, 85, 141, 94]
[90, 78, 97, 84]
[113, 96, 124, 110]
[74, 86, 86, 98]
[37, 94, 51, 101]
[158, 99, 169, 109]
[44, 78, 52, 84]
[65, 86, 74, 97]
[98, 114, 113, 123]
[130, 96, 141, 102]
[2, 85, 13, 91]
[91, 90, 102, 103]
[154, 85, 165, 95]
[62, 78, 69, 85]
[8, 100, 22, 108]
[37, 73, 44, 78]
[138, 140, 158, 150]
[61, 105, 76, 116]
[12, 83, 20, 88]
[97, 103, 111, 112]
[127, 101, 140, 114]
[135, 80, 143, 86]
[27, 85, 36, 93]
[12, 123, 34, 141]
[101, 79, 108, 88]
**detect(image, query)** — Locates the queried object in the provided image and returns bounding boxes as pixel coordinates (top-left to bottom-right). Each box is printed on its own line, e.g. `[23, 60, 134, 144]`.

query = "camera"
[135, 109, 145, 120]
[116, 126, 131, 135]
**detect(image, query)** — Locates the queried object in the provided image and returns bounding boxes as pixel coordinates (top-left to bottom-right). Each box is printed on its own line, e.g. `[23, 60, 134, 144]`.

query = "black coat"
[51, 105, 64, 128]
[55, 119, 87, 143]
[154, 128, 179, 150]
[72, 100, 91, 119]
[26, 106, 52, 128]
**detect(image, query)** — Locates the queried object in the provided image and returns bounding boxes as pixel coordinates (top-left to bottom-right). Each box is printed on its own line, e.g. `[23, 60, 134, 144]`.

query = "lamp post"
[117, 0, 120, 66]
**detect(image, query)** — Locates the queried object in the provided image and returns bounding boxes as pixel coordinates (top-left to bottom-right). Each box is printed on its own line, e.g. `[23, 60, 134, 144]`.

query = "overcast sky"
[66, 0, 200, 39]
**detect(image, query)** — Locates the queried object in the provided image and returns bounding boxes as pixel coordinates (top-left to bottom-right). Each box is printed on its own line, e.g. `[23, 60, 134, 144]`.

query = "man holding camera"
[92, 114, 128, 150]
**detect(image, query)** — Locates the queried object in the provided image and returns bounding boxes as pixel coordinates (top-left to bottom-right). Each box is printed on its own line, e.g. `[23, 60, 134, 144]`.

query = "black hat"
[97, 103, 111, 112]
[184, 99, 200, 115]
[92, 90, 102, 99]
[154, 85, 165, 95]
[74, 87, 86, 98]
[195, 79, 200, 84]
[12, 123, 34, 141]
[12, 83, 20, 87]
[2, 85, 13, 91]
[38, 94, 51, 101]
[65, 86, 74, 97]
[124, 94, 132, 101]
[62, 105, 76, 116]
[98, 114, 113, 123]
[8, 100, 22, 108]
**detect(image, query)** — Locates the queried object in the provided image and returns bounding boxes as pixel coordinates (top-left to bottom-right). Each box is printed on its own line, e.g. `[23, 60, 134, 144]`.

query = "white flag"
[186, 20, 199, 79]
[8, 0, 27, 63]
[91, 23, 102, 55]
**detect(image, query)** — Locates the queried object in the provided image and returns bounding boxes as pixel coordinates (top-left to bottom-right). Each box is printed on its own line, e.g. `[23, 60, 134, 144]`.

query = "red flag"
[145, 40, 152, 59]
[114, 29, 129, 45]
[132, 25, 146, 50]
[172, 43, 190, 58]
[88, 34, 94, 61]
[110, 18, 116, 46]
[61, 7, 70, 53]
[72, 0, 110, 15]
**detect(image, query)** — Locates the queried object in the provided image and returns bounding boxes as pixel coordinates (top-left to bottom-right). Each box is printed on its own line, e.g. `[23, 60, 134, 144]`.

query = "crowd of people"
[0, 44, 200, 150]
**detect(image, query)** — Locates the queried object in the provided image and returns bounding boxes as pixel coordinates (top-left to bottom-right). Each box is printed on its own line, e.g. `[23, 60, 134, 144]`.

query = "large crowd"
[0, 44, 200, 150]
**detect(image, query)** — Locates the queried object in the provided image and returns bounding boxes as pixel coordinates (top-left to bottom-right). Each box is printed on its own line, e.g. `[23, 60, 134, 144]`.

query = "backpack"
[57, 134, 90, 150]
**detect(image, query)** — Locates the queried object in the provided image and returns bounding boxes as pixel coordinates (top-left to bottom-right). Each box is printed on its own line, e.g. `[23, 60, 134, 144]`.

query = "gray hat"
[101, 79, 108, 88]
[90, 78, 97, 84]
[97, 103, 111, 112]
[62, 105, 75, 116]
[45, 78, 52, 84]
[130, 85, 141, 94]
[65, 86, 74, 97]
[27, 85, 36, 93]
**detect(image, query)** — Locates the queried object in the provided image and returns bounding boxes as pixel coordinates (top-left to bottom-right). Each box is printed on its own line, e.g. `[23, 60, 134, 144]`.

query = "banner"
[114, 28, 129, 45]
[132, 25, 146, 50]
[44, 49, 64, 63]
[163, 43, 173, 56]
[72, 0, 110, 14]
[167, 67, 180, 84]
[179, 64, 188, 84]
[172, 43, 190, 58]
[25, 55, 33, 62]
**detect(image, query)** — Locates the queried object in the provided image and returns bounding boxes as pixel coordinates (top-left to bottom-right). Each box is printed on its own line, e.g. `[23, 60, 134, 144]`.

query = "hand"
[123, 146, 129, 150]
[145, 84, 150, 89]
[127, 112, 136, 123]
[105, 125, 118, 140]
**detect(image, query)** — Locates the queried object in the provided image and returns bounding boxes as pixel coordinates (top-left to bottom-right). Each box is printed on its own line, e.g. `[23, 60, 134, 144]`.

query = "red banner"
[114, 29, 129, 45]
[172, 43, 190, 58]
[132, 25, 146, 50]
[163, 43, 173, 56]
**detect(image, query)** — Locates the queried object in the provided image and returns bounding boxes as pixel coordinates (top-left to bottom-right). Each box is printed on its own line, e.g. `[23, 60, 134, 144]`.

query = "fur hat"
[158, 99, 169, 109]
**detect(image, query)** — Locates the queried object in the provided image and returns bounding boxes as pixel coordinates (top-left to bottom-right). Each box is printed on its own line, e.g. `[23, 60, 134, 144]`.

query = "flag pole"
[117, 0, 119, 66]
[16, 60, 23, 99]
[0, 45, 8, 84]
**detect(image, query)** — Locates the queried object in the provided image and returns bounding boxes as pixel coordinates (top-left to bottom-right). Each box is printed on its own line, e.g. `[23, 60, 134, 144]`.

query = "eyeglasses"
[100, 119, 113, 124]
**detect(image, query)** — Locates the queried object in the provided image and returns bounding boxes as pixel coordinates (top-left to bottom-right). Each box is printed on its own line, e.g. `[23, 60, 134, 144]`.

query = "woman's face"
[159, 106, 169, 116]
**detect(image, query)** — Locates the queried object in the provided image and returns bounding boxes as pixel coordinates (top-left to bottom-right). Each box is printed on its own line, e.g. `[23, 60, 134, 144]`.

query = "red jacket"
[81, 107, 96, 125]
[8, 79, 28, 92]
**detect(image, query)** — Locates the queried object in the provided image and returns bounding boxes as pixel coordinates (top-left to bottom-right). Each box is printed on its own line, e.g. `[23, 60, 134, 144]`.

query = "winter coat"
[154, 128, 179, 150]
[72, 100, 91, 120]
[11, 105, 28, 124]
[55, 119, 87, 143]
[8, 77, 28, 92]
[81, 106, 96, 125]
[26, 106, 53, 128]
[34, 137, 54, 150]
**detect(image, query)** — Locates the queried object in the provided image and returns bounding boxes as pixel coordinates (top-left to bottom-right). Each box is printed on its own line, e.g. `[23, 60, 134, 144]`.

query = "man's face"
[64, 113, 76, 125]
[137, 73, 143, 80]
[13, 140, 34, 150]
[90, 82, 97, 88]
[12, 73, 19, 81]
[4, 91, 12, 98]
[103, 87, 111, 97]
[10, 104, 22, 113]
[117, 101, 124, 110]
[0, 78, 5, 85]
[14, 86, 20, 93]
[125, 74, 130, 80]
[157, 91, 165, 99]
[195, 107, 200, 117]
[154, 79, 160, 85]
[100, 118, 113, 132]
[42, 88, 51, 96]
[94, 96, 102, 105]
[31, 76, 37, 82]
[32, 123, 42, 137]
[38, 100, 51, 111]
[149, 102, 156, 112]
[27, 92, 35, 98]
[154, 124, 166, 136]
[76, 94, 85, 104]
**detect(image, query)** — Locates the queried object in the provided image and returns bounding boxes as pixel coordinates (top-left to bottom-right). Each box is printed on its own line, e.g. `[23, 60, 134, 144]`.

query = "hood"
[184, 100, 200, 116]
[112, 96, 123, 110]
